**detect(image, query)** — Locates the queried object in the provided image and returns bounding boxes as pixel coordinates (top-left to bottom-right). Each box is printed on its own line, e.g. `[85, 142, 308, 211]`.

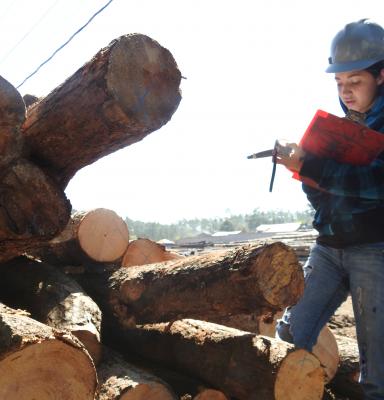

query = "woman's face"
[335, 69, 384, 113]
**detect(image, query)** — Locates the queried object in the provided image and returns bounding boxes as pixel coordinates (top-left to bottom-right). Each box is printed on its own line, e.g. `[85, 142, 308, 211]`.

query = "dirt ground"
[329, 296, 356, 339]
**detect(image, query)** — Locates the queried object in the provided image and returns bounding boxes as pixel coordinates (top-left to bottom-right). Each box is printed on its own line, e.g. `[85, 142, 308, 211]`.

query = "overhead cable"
[17, 0, 114, 89]
[0, 0, 61, 66]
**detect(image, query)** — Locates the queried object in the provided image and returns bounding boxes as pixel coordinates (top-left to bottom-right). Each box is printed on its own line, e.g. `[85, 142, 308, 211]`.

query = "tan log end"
[78, 208, 129, 262]
[122, 238, 182, 267]
[274, 349, 324, 400]
[193, 389, 229, 400]
[258, 312, 339, 384]
[254, 242, 304, 308]
[73, 330, 103, 366]
[107, 34, 181, 128]
[0, 339, 96, 399]
[313, 326, 339, 384]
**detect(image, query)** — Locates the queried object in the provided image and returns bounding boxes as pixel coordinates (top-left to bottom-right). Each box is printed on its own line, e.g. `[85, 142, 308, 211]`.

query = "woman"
[276, 19, 384, 400]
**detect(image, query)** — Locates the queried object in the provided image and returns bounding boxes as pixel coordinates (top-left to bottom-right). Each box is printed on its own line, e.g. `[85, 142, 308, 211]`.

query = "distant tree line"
[124, 206, 315, 242]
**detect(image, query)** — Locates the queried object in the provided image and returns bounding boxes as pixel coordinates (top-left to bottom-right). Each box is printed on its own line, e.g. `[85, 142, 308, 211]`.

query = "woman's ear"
[377, 69, 384, 85]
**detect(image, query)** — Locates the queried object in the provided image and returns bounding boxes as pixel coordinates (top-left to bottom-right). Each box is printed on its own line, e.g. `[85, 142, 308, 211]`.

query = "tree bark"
[0, 256, 102, 364]
[110, 319, 324, 400]
[122, 238, 182, 267]
[0, 75, 25, 168]
[0, 159, 71, 262]
[232, 310, 339, 385]
[107, 242, 304, 326]
[21, 33, 182, 187]
[97, 346, 177, 400]
[0, 303, 97, 399]
[32, 208, 130, 266]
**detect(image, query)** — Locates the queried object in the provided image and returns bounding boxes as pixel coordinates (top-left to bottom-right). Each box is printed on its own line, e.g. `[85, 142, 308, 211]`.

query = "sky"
[1, 0, 383, 223]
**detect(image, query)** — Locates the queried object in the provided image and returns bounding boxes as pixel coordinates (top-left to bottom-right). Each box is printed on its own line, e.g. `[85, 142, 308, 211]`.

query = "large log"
[110, 319, 324, 400]
[97, 346, 177, 400]
[0, 303, 97, 399]
[22, 34, 182, 187]
[32, 208, 130, 266]
[107, 242, 304, 326]
[0, 256, 102, 364]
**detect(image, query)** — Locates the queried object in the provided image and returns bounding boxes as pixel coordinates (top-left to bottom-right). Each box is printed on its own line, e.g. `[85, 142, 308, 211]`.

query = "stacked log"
[0, 304, 97, 399]
[111, 319, 324, 400]
[21, 34, 182, 188]
[31, 208, 130, 267]
[97, 347, 177, 399]
[0, 28, 362, 399]
[0, 31, 181, 263]
[0, 256, 103, 364]
[122, 238, 182, 267]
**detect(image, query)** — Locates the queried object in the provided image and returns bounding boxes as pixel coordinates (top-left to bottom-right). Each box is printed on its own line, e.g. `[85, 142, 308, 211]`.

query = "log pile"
[0, 32, 361, 399]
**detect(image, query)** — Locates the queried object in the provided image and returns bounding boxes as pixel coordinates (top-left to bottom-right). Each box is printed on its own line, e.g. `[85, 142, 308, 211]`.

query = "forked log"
[110, 319, 324, 400]
[106, 242, 304, 326]
[0, 304, 97, 399]
[0, 256, 102, 364]
[97, 347, 177, 400]
[122, 238, 182, 267]
[22, 34, 182, 187]
[32, 208, 130, 266]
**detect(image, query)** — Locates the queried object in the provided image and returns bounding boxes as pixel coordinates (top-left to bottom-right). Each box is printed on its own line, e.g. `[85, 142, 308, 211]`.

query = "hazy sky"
[1, 0, 383, 223]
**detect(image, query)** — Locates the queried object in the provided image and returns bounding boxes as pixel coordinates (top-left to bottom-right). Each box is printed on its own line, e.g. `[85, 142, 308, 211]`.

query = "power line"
[17, 0, 114, 89]
[0, 0, 61, 66]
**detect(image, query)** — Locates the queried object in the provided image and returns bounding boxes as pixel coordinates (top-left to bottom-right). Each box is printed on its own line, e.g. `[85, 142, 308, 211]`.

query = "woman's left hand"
[274, 142, 306, 173]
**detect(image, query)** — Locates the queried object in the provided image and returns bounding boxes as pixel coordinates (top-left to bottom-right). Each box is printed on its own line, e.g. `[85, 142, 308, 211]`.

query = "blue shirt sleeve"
[300, 154, 384, 200]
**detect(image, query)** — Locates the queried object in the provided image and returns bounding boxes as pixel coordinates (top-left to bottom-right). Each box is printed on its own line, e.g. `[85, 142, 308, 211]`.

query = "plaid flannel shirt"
[300, 92, 384, 246]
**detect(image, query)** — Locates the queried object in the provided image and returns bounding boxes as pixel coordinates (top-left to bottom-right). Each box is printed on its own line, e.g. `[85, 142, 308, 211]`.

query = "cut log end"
[78, 208, 129, 262]
[122, 238, 182, 267]
[193, 389, 229, 400]
[107, 34, 181, 128]
[254, 242, 304, 308]
[274, 349, 324, 400]
[118, 384, 176, 400]
[0, 339, 96, 400]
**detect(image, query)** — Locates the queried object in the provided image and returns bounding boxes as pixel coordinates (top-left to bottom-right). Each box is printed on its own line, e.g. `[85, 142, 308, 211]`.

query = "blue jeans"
[276, 243, 384, 400]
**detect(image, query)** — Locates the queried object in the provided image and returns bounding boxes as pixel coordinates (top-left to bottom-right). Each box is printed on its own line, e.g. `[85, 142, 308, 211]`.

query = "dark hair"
[365, 60, 384, 77]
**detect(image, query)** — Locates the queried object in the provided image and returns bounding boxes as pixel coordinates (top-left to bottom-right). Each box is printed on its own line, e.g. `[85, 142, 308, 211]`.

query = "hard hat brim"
[326, 58, 383, 73]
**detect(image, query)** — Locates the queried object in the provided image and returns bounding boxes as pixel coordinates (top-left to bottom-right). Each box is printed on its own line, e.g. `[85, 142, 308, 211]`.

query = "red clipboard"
[293, 110, 384, 185]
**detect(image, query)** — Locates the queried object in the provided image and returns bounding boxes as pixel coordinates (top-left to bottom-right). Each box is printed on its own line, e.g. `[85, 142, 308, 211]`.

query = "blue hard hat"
[326, 19, 384, 73]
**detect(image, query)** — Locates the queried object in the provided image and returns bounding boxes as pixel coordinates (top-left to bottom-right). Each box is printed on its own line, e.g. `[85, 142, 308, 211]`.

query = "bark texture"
[111, 319, 324, 400]
[108, 242, 304, 326]
[97, 347, 177, 399]
[0, 256, 102, 364]
[22, 34, 182, 187]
